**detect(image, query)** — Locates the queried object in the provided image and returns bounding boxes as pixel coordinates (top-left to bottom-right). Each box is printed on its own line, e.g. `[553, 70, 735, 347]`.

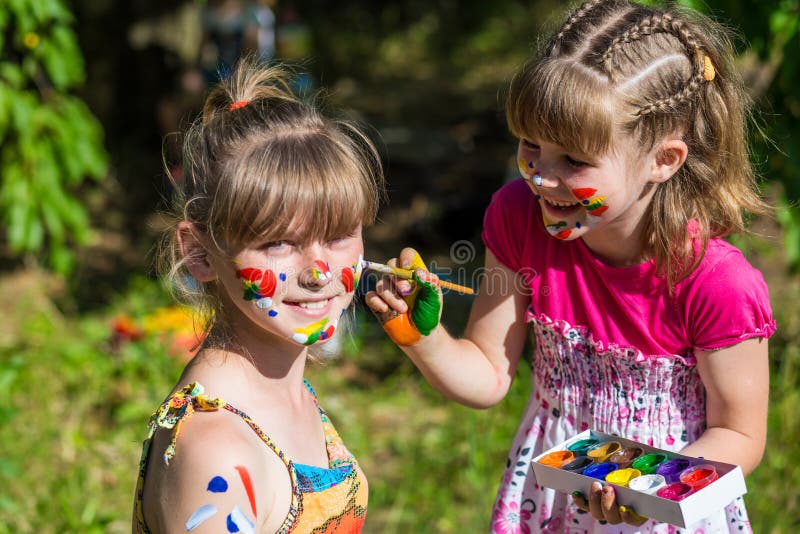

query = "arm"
[366, 248, 530, 408]
[575, 336, 769, 526]
[679, 337, 769, 474]
[142, 414, 289, 533]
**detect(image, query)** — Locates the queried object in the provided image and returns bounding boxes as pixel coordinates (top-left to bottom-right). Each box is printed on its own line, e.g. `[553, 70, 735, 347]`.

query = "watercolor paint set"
[530, 430, 747, 528]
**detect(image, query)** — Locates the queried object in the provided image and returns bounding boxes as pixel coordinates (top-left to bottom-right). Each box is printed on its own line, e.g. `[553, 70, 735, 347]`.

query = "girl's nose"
[298, 258, 332, 289]
[533, 171, 560, 189]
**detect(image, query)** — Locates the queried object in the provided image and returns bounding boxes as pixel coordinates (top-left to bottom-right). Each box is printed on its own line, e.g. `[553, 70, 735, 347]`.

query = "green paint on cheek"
[305, 331, 321, 345]
[411, 274, 441, 336]
[546, 220, 567, 231]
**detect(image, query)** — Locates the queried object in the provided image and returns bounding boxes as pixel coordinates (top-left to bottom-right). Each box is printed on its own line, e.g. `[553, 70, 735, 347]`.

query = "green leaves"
[0, 0, 107, 274]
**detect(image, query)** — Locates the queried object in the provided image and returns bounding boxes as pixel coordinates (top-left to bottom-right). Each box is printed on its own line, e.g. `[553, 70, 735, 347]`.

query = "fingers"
[599, 484, 622, 524]
[571, 490, 589, 513]
[619, 505, 649, 527]
[581, 482, 622, 525]
[410, 269, 442, 336]
[398, 247, 420, 268]
[572, 483, 648, 527]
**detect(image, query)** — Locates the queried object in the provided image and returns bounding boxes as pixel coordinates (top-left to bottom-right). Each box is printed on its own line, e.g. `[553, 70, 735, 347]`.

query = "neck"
[580, 212, 651, 268]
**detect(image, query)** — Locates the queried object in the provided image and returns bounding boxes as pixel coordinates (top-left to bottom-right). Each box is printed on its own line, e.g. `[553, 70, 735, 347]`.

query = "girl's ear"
[651, 138, 688, 183]
[177, 221, 217, 282]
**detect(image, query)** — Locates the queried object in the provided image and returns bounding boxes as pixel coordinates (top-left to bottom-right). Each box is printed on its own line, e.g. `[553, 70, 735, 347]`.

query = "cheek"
[337, 253, 365, 294]
[517, 147, 536, 178]
[570, 186, 609, 217]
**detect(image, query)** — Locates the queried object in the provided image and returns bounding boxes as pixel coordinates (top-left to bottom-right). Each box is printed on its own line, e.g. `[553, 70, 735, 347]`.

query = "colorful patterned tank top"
[133, 381, 368, 533]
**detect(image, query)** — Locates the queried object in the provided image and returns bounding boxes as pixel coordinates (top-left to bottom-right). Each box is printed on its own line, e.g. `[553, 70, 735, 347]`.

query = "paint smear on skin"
[226, 505, 255, 534]
[518, 158, 534, 178]
[186, 504, 217, 531]
[311, 260, 331, 281]
[234, 465, 257, 518]
[555, 229, 573, 240]
[292, 317, 335, 345]
[341, 267, 355, 293]
[353, 254, 364, 288]
[410, 275, 441, 336]
[571, 187, 597, 200]
[588, 205, 609, 216]
[279, 273, 287, 281]
[582, 196, 607, 211]
[207, 476, 228, 493]
[236, 268, 277, 306]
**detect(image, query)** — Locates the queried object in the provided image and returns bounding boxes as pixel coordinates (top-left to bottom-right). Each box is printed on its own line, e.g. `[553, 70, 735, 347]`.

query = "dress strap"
[147, 382, 225, 465]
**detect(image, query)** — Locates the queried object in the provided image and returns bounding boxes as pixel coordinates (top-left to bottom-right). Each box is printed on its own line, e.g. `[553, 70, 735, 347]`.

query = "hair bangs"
[216, 131, 376, 250]
[507, 59, 616, 156]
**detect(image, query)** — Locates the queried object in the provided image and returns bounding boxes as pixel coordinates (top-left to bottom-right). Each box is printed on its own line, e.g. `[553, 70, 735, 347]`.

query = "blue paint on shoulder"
[207, 475, 228, 493]
[227, 513, 240, 532]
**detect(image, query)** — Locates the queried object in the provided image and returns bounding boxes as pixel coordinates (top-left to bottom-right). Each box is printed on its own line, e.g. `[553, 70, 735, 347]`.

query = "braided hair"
[506, 0, 767, 287]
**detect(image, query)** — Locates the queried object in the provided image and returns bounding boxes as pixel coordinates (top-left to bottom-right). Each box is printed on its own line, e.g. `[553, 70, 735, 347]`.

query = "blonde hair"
[506, 0, 768, 286]
[159, 58, 384, 343]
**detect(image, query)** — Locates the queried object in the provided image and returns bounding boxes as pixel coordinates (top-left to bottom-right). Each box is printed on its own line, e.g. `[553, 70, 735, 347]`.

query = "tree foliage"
[0, 0, 107, 274]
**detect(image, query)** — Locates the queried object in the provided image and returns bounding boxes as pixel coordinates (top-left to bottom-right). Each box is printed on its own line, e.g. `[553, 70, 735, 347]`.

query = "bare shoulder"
[141, 407, 293, 533]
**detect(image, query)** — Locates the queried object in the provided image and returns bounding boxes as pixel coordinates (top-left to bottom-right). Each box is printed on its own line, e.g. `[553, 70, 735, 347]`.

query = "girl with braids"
[366, 0, 772, 531]
[133, 58, 383, 533]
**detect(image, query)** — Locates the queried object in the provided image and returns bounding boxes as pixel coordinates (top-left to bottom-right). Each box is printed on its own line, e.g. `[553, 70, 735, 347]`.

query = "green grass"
[0, 266, 797, 532]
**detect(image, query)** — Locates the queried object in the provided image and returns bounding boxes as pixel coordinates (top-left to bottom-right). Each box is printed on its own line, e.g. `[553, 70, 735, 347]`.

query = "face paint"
[236, 268, 277, 309]
[207, 476, 229, 493]
[518, 157, 535, 179]
[341, 254, 363, 293]
[292, 317, 336, 345]
[186, 504, 218, 531]
[227, 505, 255, 534]
[234, 465, 257, 518]
[311, 260, 331, 281]
[341, 266, 355, 293]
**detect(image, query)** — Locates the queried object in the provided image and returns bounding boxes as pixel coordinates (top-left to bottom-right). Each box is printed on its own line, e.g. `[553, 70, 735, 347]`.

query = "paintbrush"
[361, 260, 475, 295]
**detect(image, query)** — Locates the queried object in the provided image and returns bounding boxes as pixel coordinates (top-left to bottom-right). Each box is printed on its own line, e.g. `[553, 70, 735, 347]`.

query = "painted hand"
[572, 482, 648, 527]
[365, 248, 443, 346]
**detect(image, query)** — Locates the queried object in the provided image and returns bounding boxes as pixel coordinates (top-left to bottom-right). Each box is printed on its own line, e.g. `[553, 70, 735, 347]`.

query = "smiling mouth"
[283, 298, 333, 311]
[541, 195, 581, 212]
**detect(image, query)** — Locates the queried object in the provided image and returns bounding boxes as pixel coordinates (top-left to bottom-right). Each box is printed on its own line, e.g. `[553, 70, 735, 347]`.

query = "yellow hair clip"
[703, 55, 716, 81]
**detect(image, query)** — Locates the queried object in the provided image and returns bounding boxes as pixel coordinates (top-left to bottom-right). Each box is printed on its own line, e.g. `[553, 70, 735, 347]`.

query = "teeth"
[545, 198, 578, 208]
[298, 300, 328, 310]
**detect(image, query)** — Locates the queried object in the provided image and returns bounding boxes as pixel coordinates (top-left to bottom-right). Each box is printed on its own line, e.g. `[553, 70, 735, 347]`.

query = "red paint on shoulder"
[234, 465, 257, 518]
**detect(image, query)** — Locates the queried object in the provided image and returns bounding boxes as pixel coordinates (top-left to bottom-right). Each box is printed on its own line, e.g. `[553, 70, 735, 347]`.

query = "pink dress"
[482, 180, 775, 534]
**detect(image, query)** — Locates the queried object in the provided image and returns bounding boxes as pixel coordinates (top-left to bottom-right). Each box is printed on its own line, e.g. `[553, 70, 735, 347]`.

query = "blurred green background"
[0, 0, 798, 532]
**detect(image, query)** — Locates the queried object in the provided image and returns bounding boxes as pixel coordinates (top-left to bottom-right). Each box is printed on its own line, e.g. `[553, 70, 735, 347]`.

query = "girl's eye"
[566, 155, 588, 167]
[327, 233, 356, 246]
[260, 240, 291, 251]
[521, 139, 539, 150]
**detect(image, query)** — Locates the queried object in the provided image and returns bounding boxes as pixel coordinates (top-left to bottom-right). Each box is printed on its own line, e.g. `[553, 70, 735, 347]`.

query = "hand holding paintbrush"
[361, 259, 474, 295]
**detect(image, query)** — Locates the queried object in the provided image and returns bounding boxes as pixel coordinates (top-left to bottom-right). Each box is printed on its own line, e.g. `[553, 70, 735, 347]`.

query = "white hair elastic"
[533, 174, 543, 186]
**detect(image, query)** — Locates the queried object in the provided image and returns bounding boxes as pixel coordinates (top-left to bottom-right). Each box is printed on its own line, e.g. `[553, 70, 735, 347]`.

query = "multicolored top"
[133, 381, 368, 533]
[481, 180, 775, 533]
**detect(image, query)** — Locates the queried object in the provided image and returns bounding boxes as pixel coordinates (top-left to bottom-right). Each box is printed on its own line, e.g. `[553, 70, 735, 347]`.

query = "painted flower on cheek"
[572, 187, 608, 216]
[340, 255, 364, 293]
[236, 268, 277, 309]
[292, 317, 337, 346]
